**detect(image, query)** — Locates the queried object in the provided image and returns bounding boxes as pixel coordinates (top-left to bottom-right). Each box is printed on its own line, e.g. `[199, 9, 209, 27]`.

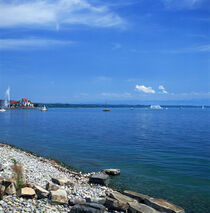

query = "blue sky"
[0, 0, 209, 104]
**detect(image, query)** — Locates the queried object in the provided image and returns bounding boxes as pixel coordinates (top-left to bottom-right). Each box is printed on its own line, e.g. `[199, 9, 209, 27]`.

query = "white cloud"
[135, 85, 156, 94]
[0, 38, 74, 50]
[158, 85, 168, 94]
[158, 85, 165, 90]
[0, 0, 125, 29]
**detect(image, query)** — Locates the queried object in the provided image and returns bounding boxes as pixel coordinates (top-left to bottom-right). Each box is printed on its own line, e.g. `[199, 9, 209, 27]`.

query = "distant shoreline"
[33, 104, 209, 109]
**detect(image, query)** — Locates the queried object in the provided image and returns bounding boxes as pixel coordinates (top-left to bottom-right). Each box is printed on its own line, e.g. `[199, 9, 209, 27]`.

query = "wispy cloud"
[112, 43, 122, 50]
[161, 0, 207, 9]
[131, 44, 210, 54]
[0, 38, 74, 50]
[166, 44, 210, 53]
[135, 85, 156, 94]
[96, 76, 112, 81]
[101, 92, 132, 98]
[0, 0, 125, 29]
[158, 85, 168, 94]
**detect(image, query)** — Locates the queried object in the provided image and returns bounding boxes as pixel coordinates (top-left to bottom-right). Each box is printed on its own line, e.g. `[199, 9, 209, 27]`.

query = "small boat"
[130, 107, 134, 110]
[103, 109, 110, 112]
[0, 108, 6, 112]
[41, 105, 47, 111]
[150, 105, 162, 109]
[202, 106, 205, 109]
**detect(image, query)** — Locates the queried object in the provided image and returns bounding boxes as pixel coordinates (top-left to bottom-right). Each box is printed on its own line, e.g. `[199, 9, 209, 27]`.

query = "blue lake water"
[0, 108, 209, 213]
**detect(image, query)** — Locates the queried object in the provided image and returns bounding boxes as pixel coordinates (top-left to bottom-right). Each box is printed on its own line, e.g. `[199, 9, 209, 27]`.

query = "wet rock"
[52, 177, 74, 186]
[102, 169, 120, 176]
[46, 182, 60, 191]
[5, 183, 16, 195]
[129, 202, 160, 213]
[33, 184, 49, 199]
[124, 190, 150, 203]
[89, 173, 109, 186]
[105, 197, 129, 211]
[50, 189, 68, 204]
[69, 198, 86, 206]
[17, 187, 36, 198]
[70, 202, 106, 213]
[145, 198, 185, 213]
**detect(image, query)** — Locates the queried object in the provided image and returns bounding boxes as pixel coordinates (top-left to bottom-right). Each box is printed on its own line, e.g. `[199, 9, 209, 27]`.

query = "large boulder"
[110, 191, 135, 203]
[89, 173, 109, 186]
[86, 197, 106, 205]
[33, 185, 49, 199]
[105, 197, 129, 211]
[105, 191, 137, 211]
[46, 182, 60, 191]
[129, 202, 160, 213]
[145, 198, 185, 213]
[52, 177, 74, 186]
[69, 198, 86, 206]
[102, 169, 120, 176]
[70, 203, 106, 213]
[50, 189, 68, 204]
[5, 183, 16, 195]
[124, 190, 150, 203]
[17, 187, 36, 198]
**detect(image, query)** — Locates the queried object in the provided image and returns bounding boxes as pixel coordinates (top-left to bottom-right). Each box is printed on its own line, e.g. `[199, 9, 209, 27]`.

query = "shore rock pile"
[0, 143, 185, 213]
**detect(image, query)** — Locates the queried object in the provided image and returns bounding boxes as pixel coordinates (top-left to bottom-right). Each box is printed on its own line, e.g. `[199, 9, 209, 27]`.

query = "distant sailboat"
[41, 105, 47, 111]
[202, 106, 205, 109]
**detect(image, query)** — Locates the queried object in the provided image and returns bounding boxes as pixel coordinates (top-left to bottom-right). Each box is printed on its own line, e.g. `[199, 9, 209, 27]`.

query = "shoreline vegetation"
[0, 142, 185, 213]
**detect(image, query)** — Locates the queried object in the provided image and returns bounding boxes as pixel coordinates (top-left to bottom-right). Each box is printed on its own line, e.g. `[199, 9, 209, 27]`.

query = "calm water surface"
[0, 108, 209, 213]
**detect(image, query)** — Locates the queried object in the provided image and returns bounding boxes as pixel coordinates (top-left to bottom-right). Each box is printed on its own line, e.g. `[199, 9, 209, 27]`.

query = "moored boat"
[150, 105, 162, 109]
[103, 109, 110, 112]
[41, 105, 47, 111]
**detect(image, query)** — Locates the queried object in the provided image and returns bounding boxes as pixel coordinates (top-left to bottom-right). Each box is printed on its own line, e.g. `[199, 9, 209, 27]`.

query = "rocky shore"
[0, 143, 185, 213]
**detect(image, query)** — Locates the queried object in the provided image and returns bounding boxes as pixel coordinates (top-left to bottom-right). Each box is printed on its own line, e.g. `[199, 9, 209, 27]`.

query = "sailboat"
[202, 106, 205, 109]
[41, 105, 47, 111]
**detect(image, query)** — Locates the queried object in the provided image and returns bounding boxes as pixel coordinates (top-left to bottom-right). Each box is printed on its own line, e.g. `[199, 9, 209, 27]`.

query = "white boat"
[202, 106, 205, 109]
[41, 105, 47, 111]
[150, 105, 162, 109]
[0, 108, 6, 112]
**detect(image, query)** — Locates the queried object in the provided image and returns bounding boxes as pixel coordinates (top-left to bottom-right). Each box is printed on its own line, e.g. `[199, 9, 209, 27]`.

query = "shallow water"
[0, 108, 209, 213]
